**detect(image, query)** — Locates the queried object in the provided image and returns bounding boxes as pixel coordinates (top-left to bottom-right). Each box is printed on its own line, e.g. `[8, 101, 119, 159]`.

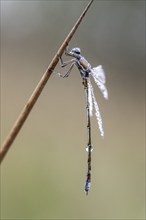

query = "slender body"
[84, 78, 92, 194]
[56, 47, 108, 194]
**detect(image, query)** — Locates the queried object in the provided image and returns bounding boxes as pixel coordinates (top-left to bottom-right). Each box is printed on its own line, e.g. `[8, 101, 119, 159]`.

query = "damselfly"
[56, 47, 108, 194]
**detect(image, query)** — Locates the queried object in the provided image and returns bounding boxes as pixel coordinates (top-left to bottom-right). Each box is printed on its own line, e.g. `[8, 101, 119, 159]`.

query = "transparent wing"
[88, 78, 93, 117]
[91, 65, 108, 100]
[89, 81, 104, 137]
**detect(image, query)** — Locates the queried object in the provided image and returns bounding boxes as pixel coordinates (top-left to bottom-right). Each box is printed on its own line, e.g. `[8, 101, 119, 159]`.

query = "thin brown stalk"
[0, 0, 94, 164]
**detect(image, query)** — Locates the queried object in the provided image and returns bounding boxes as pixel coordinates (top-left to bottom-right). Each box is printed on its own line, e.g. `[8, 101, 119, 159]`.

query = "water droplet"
[86, 146, 93, 152]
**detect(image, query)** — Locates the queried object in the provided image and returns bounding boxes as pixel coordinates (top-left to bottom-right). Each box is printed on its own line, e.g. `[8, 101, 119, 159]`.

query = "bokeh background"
[1, 0, 145, 219]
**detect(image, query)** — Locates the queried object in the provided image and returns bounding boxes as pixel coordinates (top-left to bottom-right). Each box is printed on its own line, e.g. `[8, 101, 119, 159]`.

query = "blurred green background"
[1, 0, 145, 219]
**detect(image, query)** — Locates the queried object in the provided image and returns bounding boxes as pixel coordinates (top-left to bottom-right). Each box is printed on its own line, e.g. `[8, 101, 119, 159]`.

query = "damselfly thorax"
[56, 47, 108, 194]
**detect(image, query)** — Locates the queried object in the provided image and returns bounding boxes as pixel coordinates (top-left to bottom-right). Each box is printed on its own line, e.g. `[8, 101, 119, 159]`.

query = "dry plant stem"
[0, 0, 94, 164]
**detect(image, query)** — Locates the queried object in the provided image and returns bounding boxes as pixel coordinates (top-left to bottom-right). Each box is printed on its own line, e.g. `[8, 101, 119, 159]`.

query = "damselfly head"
[70, 47, 81, 56]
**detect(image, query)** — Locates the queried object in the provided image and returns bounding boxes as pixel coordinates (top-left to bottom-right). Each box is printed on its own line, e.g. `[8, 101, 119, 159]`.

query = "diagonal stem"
[0, 0, 94, 164]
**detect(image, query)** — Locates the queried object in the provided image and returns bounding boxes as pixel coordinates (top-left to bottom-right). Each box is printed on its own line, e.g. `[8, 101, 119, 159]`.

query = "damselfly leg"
[56, 51, 76, 78]
[57, 61, 75, 78]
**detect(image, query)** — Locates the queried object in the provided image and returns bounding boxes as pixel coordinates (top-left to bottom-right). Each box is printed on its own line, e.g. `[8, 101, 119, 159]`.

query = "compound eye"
[71, 47, 81, 54]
